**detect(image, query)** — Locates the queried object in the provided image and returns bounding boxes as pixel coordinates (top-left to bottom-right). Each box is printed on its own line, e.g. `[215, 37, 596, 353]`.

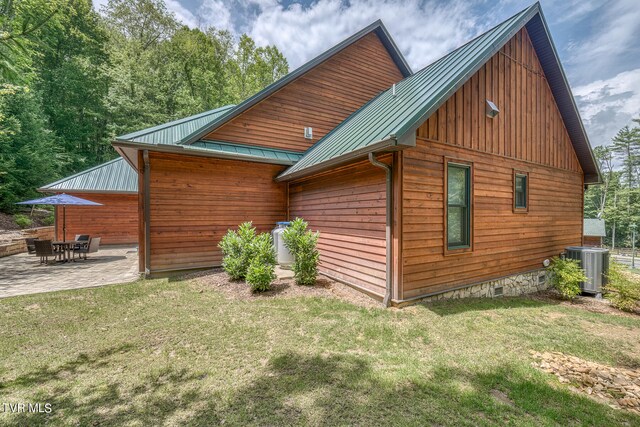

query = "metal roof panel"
[39, 157, 137, 193]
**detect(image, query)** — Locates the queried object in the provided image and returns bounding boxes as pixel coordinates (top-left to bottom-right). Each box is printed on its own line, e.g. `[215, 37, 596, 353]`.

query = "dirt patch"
[490, 389, 515, 407]
[531, 351, 640, 415]
[0, 209, 53, 233]
[531, 290, 640, 317]
[184, 269, 382, 309]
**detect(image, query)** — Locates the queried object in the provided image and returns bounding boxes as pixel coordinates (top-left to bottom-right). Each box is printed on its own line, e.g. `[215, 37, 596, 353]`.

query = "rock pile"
[531, 351, 640, 414]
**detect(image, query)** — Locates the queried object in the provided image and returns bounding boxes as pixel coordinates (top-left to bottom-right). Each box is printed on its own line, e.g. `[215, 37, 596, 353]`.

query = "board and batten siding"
[55, 192, 138, 245]
[145, 152, 287, 273]
[203, 33, 404, 152]
[289, 158, 388, 297]
[400, 27, 584, 300]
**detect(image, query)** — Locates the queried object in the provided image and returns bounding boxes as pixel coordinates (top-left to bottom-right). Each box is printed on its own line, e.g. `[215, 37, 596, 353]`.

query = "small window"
[514, 171, 528, 211]
[447, 163, 471, 250]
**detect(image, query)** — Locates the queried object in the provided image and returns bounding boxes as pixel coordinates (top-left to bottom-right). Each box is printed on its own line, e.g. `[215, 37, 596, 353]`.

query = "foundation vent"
[493, 286, 504, 297]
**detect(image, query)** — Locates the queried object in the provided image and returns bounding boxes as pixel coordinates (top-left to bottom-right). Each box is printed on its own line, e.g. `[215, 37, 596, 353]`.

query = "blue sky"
[94, 0, 640, 147]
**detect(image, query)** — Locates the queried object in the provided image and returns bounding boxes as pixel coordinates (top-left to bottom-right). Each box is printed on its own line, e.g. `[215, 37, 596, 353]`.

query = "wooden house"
[109, 3, 598, 305]
[39, 158, 138, 245]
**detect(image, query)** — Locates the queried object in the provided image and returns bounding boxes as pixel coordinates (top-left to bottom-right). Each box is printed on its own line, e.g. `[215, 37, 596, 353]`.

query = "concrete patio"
[0, 245, 139, 298]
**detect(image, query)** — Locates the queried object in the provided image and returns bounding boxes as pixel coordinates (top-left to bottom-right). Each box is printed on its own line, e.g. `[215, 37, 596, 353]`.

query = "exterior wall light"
[486, 100, 500, 118]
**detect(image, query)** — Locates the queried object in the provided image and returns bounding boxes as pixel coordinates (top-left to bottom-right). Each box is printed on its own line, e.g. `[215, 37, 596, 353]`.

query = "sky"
[93, 0, 640, 148]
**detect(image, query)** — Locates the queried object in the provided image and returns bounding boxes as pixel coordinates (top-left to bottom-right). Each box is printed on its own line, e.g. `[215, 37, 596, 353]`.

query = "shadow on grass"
[417, 295, 559, 316]
[2, 350, 637, 426]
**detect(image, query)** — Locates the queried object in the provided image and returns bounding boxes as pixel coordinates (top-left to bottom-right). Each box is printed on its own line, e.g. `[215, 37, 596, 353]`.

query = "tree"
[611, 125, 640, 188]
[0, 0, 63, 82]
[34, 0, 112, 173]
[0, 84, 65, 212]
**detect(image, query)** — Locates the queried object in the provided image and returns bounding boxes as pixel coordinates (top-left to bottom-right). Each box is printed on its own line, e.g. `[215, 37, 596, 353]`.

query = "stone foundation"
[420, 269, 549, 302]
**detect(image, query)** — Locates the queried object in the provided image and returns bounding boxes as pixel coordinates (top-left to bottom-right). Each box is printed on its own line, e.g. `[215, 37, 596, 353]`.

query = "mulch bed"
[532, 351, 640, 415]
[185, 269, 382, 309]
[531, 290, 640, 317]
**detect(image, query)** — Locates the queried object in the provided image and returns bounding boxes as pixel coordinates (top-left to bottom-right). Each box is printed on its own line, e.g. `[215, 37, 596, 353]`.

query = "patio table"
[52, 241, 81, 262]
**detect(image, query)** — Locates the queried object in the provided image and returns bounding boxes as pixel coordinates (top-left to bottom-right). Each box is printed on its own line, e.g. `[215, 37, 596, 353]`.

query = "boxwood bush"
[218, 222, 256, 280]
[546, 256, 586, 300]
[282, 218, 319, 286]
[246, 233, 277, 292]
[605, 261, 640, 312]
[14, 214, 32, 229]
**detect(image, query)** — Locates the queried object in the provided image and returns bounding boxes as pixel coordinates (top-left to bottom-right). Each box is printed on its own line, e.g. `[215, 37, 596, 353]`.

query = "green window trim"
[514, 172, 528, 211]
[446, 162, 471, 250]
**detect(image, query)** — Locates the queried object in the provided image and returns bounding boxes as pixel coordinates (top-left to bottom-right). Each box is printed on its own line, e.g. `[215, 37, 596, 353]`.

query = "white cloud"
[565, 0, 640, 84]
[197, 0, 234, 32]
[166, 0, 199, 27]
[199, 0, 484, 70]
[573, 68, 640, 146]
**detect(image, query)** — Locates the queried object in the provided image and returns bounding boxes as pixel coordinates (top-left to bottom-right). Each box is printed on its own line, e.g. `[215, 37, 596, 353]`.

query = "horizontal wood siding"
[417, 27, 582, 174]
[55, 192, 138, 245]
[401, 27, 584, 299]
[147, 152, 287, 272]
[203, 33, 404, 152]
[289, 159, 388, 297]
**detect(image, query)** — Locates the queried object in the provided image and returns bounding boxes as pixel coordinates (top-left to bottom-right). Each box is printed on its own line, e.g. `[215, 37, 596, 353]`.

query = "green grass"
[1, 278, 640, 426]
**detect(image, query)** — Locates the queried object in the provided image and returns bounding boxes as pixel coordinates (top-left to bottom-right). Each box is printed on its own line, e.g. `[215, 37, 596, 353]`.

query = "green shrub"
[14, 214, 32, 229]
[546, 256, 586, 300]
[42, 214, 55, 226]
[218, 222, 256, 280]
[605, 261, 640, 312]
[246, 233, 276, 292]
[282, 218, 319, 286]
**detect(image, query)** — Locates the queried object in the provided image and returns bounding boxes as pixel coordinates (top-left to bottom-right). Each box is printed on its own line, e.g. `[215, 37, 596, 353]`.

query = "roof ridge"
[179, 19, 412, 146]
[117, 104, 235, 141]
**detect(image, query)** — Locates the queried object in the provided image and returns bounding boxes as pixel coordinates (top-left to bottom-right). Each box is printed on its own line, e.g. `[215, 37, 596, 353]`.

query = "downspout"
[143, 150, 151, 276]
[368, 152, 393, 307]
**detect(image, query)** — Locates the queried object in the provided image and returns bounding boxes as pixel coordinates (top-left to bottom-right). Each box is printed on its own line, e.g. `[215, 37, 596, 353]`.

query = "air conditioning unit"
[565, 246, 610, 297]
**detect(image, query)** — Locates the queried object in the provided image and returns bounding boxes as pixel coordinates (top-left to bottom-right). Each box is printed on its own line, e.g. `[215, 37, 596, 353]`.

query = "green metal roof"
[584, 219, 606, 237]
[116, 105, 235, 145]
[39, 157, 137, 193]
[179, 20, 412, 146]
[190, 141, 303, 164]
[277, 2, 599, 183]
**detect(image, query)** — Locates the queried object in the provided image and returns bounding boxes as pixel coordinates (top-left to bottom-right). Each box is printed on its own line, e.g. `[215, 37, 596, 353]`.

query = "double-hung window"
[446, 162, 472, 251]
[513, 171, 528, 212]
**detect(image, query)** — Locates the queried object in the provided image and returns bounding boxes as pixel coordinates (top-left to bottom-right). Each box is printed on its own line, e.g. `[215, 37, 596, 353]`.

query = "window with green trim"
[514, 173, 527, 209]
[447, 163, 471, 250]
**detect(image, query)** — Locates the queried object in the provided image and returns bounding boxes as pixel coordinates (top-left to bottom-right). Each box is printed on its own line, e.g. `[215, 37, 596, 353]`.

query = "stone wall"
[0, 227, 55, 258]
[417, 269, 549, 302]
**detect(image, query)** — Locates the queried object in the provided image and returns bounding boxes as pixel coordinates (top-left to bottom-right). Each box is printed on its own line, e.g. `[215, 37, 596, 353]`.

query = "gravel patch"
[532, 351, 640, 415]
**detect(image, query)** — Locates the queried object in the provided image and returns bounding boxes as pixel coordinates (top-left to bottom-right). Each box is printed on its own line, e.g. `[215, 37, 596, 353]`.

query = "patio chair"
[73, 235, 90, 250]
[74, 237, 100, 260]
[34, 239, 55, 264]
[25, 238, 36, 254]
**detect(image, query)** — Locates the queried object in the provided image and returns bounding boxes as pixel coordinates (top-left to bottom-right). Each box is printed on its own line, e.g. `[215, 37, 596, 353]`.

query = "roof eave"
[112, 139, 299, 166]
[38, 188, 137, 195]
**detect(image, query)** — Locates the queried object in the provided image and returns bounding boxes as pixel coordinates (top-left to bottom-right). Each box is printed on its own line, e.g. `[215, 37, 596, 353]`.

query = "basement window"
[446, 161, 472, 251]
[514, 171, 529, 212]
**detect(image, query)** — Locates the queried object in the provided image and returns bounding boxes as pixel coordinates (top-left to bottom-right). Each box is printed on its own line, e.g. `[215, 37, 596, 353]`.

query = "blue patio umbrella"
[17, 193, 103, 241]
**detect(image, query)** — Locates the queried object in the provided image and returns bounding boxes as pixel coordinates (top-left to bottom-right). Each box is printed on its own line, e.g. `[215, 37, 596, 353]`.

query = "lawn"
[1, 275, 639, 426]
